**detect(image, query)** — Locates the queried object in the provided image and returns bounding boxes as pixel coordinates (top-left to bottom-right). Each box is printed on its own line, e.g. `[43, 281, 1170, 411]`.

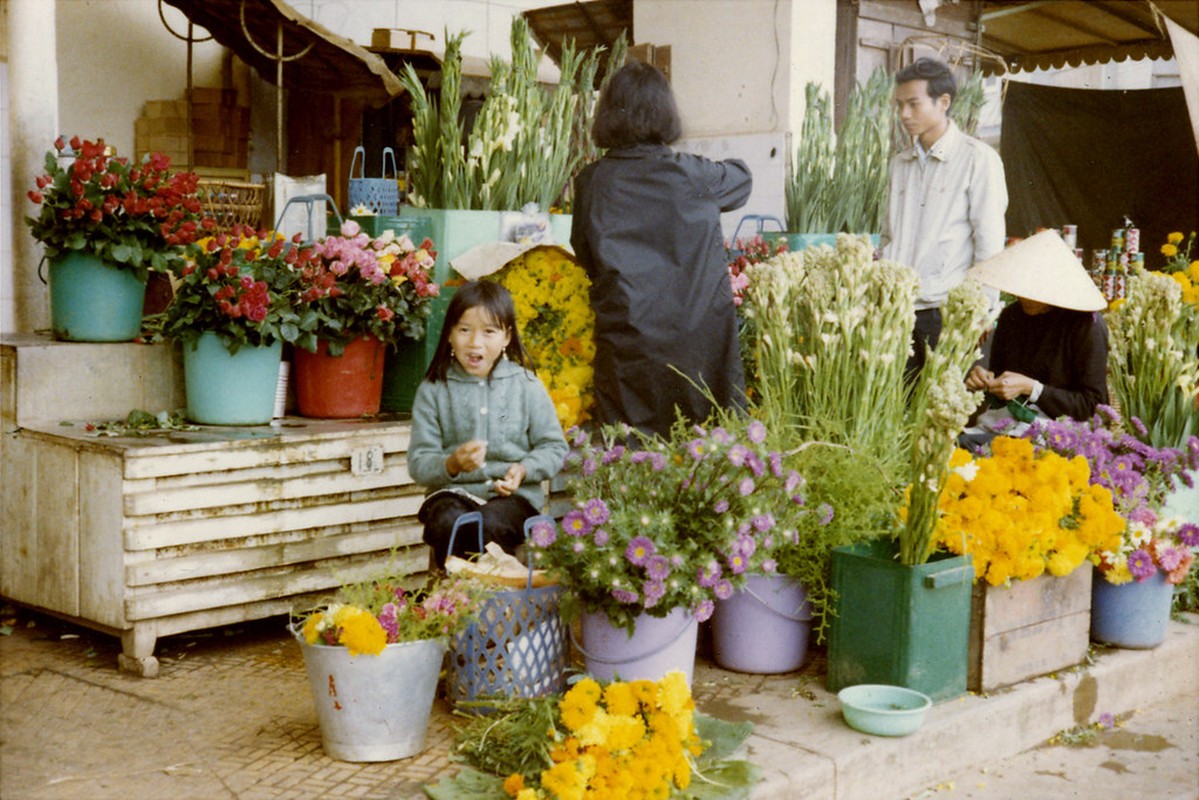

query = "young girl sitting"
[408, 280, 569, 568]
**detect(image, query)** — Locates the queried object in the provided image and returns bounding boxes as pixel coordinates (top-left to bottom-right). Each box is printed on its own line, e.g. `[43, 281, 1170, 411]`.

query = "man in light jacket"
[880, 57, 1008, 381]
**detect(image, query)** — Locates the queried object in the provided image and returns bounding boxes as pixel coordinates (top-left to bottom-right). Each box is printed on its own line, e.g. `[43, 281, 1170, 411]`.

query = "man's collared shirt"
[880, 120, 1008, 310]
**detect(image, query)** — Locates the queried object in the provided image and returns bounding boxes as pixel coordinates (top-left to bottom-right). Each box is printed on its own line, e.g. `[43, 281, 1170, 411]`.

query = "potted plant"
[528, 419, 783, 683]
[1022, 406, 1199, 647]
[292, 219, 439, 418]
[1089, 514, 1198, 648]
[160, 225, 316, 425]
[394, 17, 619, 298]
[25, 135, 204, 341]
[292, 569, 481, 762]
[1106, 265, 1199, 450]
[825, 277, 988, 701]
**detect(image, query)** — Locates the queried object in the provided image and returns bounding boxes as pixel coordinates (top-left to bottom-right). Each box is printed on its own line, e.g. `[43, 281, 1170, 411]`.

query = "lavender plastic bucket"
[578, 607, 698, 684]
[712, 574, 813, 673]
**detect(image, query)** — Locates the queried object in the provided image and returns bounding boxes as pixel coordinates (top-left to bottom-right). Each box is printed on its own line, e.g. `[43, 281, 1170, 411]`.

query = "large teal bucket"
[48, 252, 146, 342]
[182, 331, 282, 425]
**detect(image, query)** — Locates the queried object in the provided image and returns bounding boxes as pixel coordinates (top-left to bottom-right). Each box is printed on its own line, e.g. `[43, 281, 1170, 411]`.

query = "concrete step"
[1, 332, 183, 431]
[712, 614, 1199, 800]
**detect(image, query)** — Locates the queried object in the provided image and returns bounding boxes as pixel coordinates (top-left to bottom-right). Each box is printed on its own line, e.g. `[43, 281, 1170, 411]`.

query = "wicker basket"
[196, 179, 265, 232]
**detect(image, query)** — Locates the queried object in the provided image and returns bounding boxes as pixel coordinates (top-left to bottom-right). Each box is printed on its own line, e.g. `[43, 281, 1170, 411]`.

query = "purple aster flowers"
[1127, 549, 1156, 581]
[625, 536, 656, 566]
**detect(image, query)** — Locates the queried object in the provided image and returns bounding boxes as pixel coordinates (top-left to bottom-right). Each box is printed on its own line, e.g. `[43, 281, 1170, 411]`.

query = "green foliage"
[772, 441, 899, 641]
[398, 18, 621, 211]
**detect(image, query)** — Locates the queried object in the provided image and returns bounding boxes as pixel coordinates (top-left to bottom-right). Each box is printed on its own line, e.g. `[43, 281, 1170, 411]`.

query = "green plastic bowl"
[838, 684, 932, 737]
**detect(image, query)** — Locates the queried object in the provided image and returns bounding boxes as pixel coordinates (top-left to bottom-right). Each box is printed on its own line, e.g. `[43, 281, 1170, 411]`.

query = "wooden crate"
[968, 566, 1092, 692]
[1, 418, 427, 677]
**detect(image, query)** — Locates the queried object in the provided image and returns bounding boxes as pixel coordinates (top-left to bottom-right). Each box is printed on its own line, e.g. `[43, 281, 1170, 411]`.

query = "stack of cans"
[1089, 222, 1144, 303]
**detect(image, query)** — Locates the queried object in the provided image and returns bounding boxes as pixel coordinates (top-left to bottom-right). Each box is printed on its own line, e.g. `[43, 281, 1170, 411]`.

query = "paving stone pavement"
[1, 604, 1196, 800]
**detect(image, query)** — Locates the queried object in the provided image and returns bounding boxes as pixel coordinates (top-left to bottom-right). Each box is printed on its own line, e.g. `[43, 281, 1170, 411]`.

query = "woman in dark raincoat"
[571, 61, 753, 438]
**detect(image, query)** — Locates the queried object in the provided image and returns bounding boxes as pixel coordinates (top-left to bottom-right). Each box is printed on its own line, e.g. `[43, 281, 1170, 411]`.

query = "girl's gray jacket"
[407, 359, 569, 511]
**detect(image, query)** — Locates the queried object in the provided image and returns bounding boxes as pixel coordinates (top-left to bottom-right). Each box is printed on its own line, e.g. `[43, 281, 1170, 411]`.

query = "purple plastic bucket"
[711, 574, 813, 673]
[578, 607, 698, 684]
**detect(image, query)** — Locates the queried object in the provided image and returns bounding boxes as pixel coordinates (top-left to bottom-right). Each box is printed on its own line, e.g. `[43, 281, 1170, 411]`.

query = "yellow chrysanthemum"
[1168, 231, 1184, 244]
[541, 761, 585, 800]
[332, 605, 387, 656]
[1162, 243, 1179, 258]
[503, 772, 525, 796]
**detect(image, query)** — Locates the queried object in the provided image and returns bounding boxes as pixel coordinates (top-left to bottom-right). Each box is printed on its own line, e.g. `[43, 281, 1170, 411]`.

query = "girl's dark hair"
[592, 60, 682, 148]
[895, 57, 957, 106]
[424, 280, 530, 382]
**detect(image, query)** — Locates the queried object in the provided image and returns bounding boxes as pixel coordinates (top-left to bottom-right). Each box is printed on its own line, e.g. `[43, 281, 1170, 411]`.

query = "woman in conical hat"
[961, 230, 1109, 443]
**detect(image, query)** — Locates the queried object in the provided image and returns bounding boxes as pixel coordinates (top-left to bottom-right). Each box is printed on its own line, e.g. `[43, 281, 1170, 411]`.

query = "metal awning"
[979, 0, 1199, 73]
[161, 0, 404, 107]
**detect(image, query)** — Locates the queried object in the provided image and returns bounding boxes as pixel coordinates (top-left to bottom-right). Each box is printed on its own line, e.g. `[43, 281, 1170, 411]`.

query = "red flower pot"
[294, 334, 386, 418]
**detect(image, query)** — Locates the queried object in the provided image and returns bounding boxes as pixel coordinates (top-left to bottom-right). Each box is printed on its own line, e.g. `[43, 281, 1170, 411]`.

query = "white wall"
[638, 0, 837, 237]
[293, 0, 570, 61]
[56, 0, 227, 161]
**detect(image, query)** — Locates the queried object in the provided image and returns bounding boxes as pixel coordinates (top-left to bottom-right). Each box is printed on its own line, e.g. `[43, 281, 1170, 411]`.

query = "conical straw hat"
[966, 229, 1106, 312]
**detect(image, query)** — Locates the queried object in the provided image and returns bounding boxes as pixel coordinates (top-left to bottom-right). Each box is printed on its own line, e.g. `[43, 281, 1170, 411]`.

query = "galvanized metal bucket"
[294, 628, 445, 762]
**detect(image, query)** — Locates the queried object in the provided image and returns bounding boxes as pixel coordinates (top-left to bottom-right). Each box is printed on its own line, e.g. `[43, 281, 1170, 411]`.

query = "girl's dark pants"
[418, 493, 537, 568]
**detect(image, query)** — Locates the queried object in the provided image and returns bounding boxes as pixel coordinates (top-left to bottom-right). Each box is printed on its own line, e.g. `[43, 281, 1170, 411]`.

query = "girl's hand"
[447, 440, 487, 476]
[493, 463, 527, 496]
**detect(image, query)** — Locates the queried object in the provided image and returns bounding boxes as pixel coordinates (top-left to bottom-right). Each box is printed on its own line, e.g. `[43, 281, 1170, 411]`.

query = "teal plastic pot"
[48, 252, 146, 342]
[182, 332, 283, 425]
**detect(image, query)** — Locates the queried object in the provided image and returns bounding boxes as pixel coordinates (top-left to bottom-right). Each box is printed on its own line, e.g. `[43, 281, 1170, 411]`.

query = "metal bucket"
[294, 630, 446, 762]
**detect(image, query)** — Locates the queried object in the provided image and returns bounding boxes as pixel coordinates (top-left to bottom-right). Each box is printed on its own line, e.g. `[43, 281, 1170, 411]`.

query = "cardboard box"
[186, 87, 238, 106]
[135, 117, 189, 138]
[143, 100, 187, 119]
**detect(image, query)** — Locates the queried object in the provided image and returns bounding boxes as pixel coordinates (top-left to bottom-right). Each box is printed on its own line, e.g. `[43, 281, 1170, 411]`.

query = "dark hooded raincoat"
[571, 144, 753, 438]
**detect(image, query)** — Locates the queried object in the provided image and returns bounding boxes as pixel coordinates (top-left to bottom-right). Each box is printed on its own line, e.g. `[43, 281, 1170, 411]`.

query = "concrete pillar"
[8, 0, 58, 333]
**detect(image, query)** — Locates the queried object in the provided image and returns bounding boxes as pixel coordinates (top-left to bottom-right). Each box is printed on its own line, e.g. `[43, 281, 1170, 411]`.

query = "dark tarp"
[1000, 80, 1199, 263]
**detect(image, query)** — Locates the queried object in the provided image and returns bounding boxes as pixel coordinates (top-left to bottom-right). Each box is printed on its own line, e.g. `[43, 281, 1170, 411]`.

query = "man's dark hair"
[592, 60, 683, 148]
[895, 57, 957, 106]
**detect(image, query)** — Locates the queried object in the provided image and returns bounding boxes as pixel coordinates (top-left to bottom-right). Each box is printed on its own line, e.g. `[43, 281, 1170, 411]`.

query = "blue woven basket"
[445, 513, 568, 704]
[347, 146, 400, 216]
